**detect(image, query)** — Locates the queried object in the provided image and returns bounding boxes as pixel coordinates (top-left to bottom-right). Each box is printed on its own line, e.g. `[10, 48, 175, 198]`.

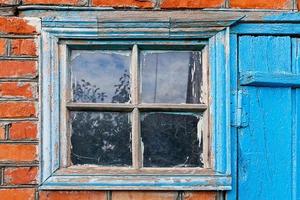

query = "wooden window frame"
[63, 41, 210, 171]
[39, 15, 239, 190]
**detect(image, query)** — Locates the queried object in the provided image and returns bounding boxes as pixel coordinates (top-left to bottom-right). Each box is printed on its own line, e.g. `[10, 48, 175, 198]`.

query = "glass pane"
[141, 112, 203, 167]
[140, 51, 203, 104]
[70, 111, 132, 166]
[71, 50, 131, 103]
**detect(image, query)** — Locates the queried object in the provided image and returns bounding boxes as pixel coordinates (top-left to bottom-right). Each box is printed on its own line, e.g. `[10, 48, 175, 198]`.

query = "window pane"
[141, 112, 203, 167]
[71, 50, 131, 103]
[140, 51, 203, 104]
[70, 111, 132, 166]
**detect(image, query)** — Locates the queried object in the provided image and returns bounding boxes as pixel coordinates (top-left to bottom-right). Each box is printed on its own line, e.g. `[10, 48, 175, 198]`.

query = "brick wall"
[0, 16, 38, 200]
[0, 0, 299, 199]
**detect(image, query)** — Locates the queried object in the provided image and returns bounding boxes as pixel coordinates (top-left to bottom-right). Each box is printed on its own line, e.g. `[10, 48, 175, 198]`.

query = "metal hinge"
[232, 90, 249, 128]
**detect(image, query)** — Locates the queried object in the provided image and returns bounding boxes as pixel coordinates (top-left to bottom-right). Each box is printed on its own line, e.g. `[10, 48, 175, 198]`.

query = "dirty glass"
[140, 51, 203, 104]
[70, 50, 131, 103]
[141, 112, 203, 167]
[70, 111, 132, 166]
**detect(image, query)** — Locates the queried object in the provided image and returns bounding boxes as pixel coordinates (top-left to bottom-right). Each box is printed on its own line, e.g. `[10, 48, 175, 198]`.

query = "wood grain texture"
[40, 174, 231, 190]
[18, 9, 300, 23]
[226, 33, 238, 200]
[292, 38, 300, 200]
[237, 36, 293, 200]
[240, 71, 300, 87]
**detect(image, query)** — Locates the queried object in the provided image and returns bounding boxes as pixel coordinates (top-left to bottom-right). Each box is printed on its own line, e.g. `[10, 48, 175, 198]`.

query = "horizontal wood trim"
[37, 14, 244, 39]
[61, 40, 207, 48]
[56, 166, 214, 175]
[240, 71, 300, 87]
[56, 165, 215, 176]
[41, 14, 243, 27]
[67, 103, 208, 112]
[40, 173, 231, 191]
[137, 104, 208, 111]
[67, 103, 133, 111]
[231, 23, 300, 35]
[43, 27, 219, 39]
[18, 8, 300, 23]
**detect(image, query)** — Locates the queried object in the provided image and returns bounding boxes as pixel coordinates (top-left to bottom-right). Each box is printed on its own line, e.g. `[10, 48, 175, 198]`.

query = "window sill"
[40, 171, 231, 190]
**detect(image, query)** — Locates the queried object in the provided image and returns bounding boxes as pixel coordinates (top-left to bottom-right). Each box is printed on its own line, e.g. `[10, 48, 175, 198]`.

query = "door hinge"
[232, 90, 249, 128]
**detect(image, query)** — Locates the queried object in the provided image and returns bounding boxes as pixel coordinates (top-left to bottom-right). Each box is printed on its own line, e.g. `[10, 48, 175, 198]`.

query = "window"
[40, 15, 236, 190]
[65, 44, 209, 171]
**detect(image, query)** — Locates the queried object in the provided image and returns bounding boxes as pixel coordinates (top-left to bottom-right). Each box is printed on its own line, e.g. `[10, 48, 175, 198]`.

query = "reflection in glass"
[140, 51, 203, 104]
[71, 111, 132, 166]
[71, 50, 131, 103]
[141, 112, 203, 167]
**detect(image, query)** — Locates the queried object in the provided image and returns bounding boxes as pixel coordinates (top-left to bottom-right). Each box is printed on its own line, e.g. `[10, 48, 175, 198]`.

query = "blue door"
[233, 35, 300, 200]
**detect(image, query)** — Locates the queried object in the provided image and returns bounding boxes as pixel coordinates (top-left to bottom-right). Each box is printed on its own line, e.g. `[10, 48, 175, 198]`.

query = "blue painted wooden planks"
[240, 71, 300, 88]
[238, 36, 293, 200]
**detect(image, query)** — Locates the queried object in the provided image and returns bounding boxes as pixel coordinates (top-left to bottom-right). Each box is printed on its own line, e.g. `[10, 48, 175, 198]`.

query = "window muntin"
[65, 43, 209, 172]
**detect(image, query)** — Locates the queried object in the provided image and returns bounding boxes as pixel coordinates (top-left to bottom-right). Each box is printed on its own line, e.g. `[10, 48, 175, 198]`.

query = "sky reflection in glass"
[70, 50, 131, 103]
[140, 51, 203, 104]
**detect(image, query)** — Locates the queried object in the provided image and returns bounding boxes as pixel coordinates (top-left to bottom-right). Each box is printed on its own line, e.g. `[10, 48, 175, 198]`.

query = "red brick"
[0, 144, 37, 162]
[0, 102, 36, 118]
[4, 167, 37, 185]
[0, 188, 35, 200]
[92, 0, 154, 8]
[39, 191, 106, 200]
[0, 124, 5, 139]
[183, 191, 217, 200]
[10, 121, 37, 140]
[0, 17, 37, 35]
[23, 0, 87, 5]
[0, 38, 6, 56]
[11, 39, 37, 56]
[161, 0, 224, 8]
[230, 0, 292, 9]
[112, 191, 177, 200]
[0, 82, 36, 99]
[0, 60, 37, 78]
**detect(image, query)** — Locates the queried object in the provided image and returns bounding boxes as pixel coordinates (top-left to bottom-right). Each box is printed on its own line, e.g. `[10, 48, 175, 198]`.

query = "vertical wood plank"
[59, 43, 69, 168]
[50, 34, 60, 172]
[292, 38, 300, 200]
[132, 108, 141, 169]
[226, 33, 238, 200]
[238, 87, 292, 200]
[209, 29, 231, 174]
[131, 44, 139, 105]
[201, 45, 210, 168]
[238, 36, 293, 200]
[239, 36, 291, 73]
[131, 44, 141, 169]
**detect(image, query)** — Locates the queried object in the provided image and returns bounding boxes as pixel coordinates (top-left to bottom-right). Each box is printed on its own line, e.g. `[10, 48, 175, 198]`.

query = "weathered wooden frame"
[39, 15, 240, 190]
[61, 41, 210, 172]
